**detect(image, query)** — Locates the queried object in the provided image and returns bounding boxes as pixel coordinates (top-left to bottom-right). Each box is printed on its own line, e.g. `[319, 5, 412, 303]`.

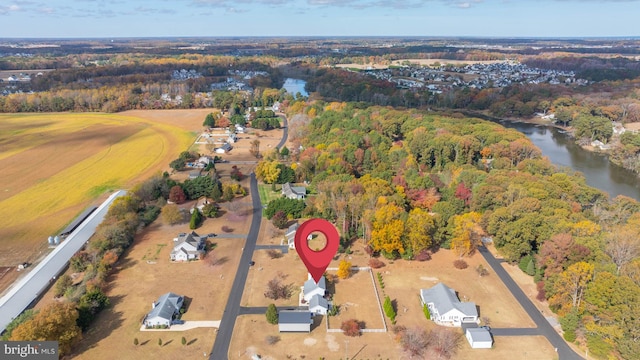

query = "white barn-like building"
[466, 327, 493, 349]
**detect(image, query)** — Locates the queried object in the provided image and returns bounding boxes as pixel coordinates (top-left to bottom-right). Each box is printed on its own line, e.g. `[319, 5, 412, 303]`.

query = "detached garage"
[278, 310, 313, 333]
[466, 327, 493, 349]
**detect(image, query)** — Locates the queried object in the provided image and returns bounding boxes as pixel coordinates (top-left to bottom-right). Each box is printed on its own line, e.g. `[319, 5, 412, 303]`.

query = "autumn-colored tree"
[255, 160, 281, 184]
[605, 225, 640, 274]
[10, 302, 82, 356]
[169, 185, 186, 204]
[370, 203, 406, 257]
[341, 319, 361, 337]
[271, 210, 288, 229]
[161, 204, 183, 225]
[449, 212, 483, 257]
[404, 208, 435, 255]
[549, 261, 594, 316]
[337, 259, 352, 279]
[54, 274, 73, 298]
[537, 233, 591, 278]
[454, 182, 472, 206]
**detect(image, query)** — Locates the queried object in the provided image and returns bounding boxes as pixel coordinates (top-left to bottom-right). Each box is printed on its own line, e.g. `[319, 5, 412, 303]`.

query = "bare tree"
[431, 327, 461, 359]
[264, 277, 292, 300]
[250, 139, 260, 158]
[605, 227, 640, 274]
[400, 327, 431, 357]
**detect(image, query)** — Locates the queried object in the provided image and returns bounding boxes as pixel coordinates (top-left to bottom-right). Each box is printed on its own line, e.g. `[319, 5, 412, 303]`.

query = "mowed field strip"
[0, 112, 195, 270]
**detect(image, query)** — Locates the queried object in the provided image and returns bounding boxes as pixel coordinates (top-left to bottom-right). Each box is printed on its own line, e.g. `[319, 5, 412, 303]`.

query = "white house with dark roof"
[420, 282, 478, 327]
[144, 292, 184, 327]
[308, 294, 329, 315]
[281, 182, 306, 200]
[170, 231, 205, 262]
[302, 276, 326, 302]
[278, 310, 313, 332]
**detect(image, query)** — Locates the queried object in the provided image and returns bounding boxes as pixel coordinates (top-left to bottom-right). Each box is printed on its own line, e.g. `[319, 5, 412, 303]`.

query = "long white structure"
[0, 190, 127, 333]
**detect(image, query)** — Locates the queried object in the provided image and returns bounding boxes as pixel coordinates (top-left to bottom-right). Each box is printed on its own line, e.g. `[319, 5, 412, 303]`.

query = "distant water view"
[498, 120, 640, 201]
[282, 78, 308, 97]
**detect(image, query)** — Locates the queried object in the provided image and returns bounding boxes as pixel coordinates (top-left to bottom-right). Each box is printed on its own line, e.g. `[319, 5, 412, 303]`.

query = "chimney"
[152, 302, 156, 309]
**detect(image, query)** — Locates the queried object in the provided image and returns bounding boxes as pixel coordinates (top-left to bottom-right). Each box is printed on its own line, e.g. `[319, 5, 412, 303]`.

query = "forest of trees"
[274, 101, 640, 359]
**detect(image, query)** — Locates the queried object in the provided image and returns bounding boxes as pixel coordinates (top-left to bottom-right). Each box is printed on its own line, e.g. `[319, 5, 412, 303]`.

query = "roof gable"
[303, 276, 326, 295]
[279, 310, 312, 324]
[147, 292, 183, 321]
[421, 282, 477, 318]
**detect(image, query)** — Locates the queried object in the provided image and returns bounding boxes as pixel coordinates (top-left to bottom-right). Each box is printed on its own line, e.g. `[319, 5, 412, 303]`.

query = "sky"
[1, 0, 640, 38]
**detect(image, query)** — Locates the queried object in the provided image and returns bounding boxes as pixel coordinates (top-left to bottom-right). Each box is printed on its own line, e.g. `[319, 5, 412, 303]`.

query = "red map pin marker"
[294, 218, 339, 284]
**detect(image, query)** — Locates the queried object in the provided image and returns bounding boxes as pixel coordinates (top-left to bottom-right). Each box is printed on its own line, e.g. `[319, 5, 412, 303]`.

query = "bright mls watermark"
[0, 341, 58, 359]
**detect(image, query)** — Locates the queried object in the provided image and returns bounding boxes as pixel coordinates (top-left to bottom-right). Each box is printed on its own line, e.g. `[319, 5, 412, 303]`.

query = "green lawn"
[258, 184, 282, 207]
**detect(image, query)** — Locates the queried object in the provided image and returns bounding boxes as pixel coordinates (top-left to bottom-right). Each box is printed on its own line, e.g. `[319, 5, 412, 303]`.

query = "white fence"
[324, 266, 387, 334]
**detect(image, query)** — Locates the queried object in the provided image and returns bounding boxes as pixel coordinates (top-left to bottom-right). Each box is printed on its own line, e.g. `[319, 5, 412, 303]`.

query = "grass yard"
[258, 184, 283, 208]
[0, 112, 194, 292]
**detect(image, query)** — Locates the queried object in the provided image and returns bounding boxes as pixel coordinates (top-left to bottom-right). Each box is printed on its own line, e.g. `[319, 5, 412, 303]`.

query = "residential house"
[197, 156, 212, 167]
[278, 310, 313, 332]
[285, 223, 299, 249]
[281, 182, 306, 200]
[214, 143, 232, 154]
[302, 276, 326, 302]
[144, 292, 184, 327]
[308, 294, 329, 315]
[170, 231, 205, 262]
[420, 282, 478, 327]
[465, 327, 493, 349]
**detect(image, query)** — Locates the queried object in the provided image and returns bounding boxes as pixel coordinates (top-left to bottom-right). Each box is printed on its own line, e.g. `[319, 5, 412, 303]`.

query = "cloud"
[0, 4, 21, 14]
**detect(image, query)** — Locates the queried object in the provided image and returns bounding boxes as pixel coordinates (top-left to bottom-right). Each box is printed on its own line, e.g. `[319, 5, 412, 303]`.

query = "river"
[282, 78, 309, 97]
[494, 119, 640, 201]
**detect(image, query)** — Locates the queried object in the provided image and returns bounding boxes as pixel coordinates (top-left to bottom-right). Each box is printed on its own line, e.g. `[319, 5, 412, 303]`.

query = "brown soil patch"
[120, 109, 214, 132]
[625, 122, 640, 132]
[329, 269, 386, 331]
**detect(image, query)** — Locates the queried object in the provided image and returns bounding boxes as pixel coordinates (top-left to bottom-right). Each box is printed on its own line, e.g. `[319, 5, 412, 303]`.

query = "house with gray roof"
[308, 294, 329, 315]
[420, 282, 478, 327]
[144, 292, 184, 328]
[281, 182, 306, 200]
[278, 310, 313, 332]
[302, 276, 326, 302]
[466, 327, 493, 348]
[170, 231, 205, 262]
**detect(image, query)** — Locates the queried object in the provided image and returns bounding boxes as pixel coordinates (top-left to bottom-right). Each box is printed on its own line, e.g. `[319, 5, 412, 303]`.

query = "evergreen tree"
[266, 304, 278, 324]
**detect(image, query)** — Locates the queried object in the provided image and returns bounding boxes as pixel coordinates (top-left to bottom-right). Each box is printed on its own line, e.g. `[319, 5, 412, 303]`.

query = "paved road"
[491, 328, 541, 336]
[276, 114, 288, 149]
[478, 246, 583, 359]
[209, 114, 292, 359]
[0, 190, 127, 333]
[254, 245, 289, 253]
[209, 173, 262, 360]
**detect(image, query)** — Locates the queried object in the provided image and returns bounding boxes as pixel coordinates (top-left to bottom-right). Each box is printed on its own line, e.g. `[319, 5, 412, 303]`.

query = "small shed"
[278, 310, 313, 333]
[465, 327, 493, 349]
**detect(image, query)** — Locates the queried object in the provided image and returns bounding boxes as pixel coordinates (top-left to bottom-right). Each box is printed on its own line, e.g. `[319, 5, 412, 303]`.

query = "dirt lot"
[329, 269, 386, 331]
